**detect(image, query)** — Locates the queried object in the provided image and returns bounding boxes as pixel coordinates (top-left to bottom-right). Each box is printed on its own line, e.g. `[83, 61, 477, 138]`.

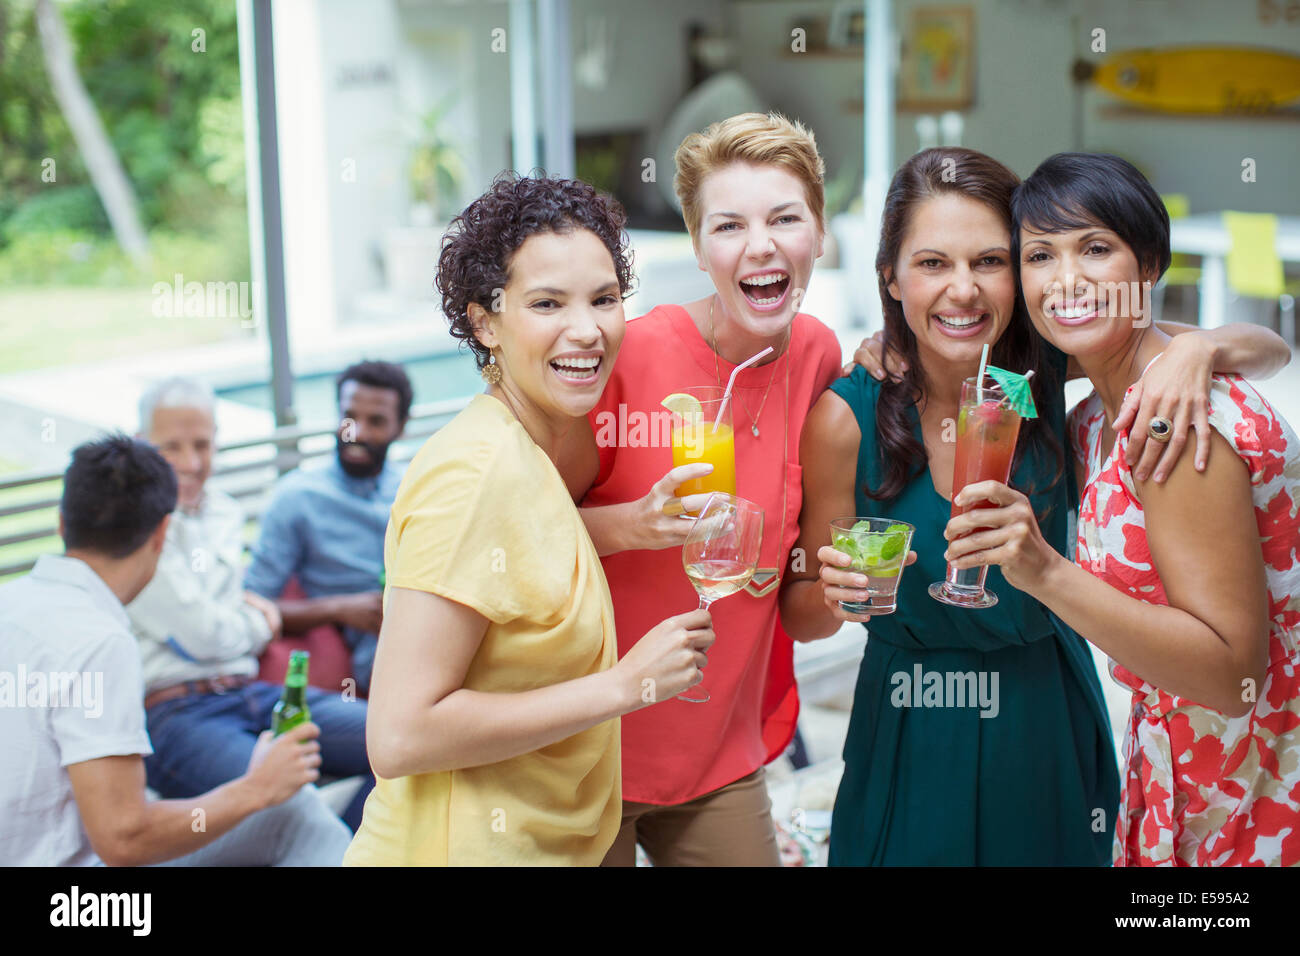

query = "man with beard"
[245, 360, 411, 697]
[129, 377, 373, 831]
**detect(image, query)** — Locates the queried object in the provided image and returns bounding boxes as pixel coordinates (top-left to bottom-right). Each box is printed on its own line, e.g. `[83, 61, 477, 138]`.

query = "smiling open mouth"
[550, 356, 601, 382]
[1047, 300, 1102, 323]
[740, 272, 790, 306]
[933, 312, 989, 333]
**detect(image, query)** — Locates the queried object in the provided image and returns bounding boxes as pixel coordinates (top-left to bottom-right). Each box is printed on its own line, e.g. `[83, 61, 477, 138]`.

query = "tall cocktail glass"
[670, 386, 737, 513]
[929, 376, 1022, 609]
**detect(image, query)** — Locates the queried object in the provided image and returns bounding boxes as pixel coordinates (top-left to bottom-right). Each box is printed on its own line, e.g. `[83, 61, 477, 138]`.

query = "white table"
[1169, 214, 1300, 328]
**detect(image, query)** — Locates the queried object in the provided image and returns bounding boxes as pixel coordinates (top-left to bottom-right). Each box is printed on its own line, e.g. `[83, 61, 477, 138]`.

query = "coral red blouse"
[584, 304, 842, 804]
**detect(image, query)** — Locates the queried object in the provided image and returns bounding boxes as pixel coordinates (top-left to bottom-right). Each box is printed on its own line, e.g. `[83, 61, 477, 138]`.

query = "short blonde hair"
[673, 112, 826, 241]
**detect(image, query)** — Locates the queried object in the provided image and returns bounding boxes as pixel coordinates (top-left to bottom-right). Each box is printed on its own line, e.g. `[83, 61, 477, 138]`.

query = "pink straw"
[714, 346, 774, 432]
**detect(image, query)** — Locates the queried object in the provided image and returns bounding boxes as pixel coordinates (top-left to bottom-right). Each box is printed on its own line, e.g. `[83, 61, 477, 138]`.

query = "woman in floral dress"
[947, 151, 1300, 865]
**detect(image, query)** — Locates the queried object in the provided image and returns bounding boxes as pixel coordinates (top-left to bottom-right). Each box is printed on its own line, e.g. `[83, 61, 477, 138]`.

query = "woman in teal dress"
[779, 147, 1287, 865]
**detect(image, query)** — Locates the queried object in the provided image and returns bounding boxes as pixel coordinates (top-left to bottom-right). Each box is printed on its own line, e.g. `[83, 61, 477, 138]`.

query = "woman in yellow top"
[343, 175, 715, 866]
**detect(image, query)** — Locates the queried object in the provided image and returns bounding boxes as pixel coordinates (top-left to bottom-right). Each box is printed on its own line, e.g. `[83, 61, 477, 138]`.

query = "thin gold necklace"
[708, 295, 786, 438]
[700, 294, 791, 598]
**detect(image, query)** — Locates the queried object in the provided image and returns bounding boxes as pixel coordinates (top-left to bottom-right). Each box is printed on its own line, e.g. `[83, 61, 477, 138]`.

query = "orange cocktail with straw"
[666, 387, 737, 504]
[662, 348, 774, 514]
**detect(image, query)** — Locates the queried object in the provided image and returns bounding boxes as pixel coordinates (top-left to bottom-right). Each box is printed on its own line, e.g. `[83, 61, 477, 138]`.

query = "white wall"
[316, 0, 409, 313]
[1078, 0, 1300, 215]
[397, 0, 726, 202]
[730, 0, 871, 209]
[276, 0, 1300, 342]
[731, 0, 1300, 215]
[273, 0, 336, 345]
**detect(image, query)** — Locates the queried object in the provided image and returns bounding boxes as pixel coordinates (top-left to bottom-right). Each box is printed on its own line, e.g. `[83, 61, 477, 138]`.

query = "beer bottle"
[271, 650, 311, 736]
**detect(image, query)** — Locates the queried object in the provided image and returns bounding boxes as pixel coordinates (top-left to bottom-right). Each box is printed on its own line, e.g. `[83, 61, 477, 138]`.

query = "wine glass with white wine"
[677, 492, 764, 703]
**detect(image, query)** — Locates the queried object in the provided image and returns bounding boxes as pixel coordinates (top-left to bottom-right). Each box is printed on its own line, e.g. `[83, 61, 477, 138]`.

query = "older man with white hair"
[128, 377, 373, 831]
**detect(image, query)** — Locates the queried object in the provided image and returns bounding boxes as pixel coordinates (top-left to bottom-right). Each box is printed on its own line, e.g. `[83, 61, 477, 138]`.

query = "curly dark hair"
[436, 173, 635, 369]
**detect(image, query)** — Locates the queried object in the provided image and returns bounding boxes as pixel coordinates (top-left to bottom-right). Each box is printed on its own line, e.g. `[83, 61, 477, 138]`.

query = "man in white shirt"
[129, 378, 372, 829]
[0, 435, 351, 865]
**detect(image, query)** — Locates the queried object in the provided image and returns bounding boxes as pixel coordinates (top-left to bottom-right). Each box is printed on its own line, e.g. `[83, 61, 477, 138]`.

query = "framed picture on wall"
[828, 3, 866, 49]
[898, 6, 975, 111]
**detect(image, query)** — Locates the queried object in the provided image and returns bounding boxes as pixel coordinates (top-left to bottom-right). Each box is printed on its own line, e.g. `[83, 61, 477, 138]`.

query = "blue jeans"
[145, 682, 374, 830]
[153, 785, 353, 866]
[343, 626, 378, 696]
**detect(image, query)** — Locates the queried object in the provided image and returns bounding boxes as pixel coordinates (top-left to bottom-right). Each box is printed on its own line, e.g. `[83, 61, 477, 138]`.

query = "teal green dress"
[827, 354, 1119, 866]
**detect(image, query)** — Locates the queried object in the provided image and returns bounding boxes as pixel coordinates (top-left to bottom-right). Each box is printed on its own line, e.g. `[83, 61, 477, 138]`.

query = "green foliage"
[0, 230, 134, 285]
[0, 216, 250, 287]
[0, 0, 247, 272]
[2, 184, 109, 238]
[824, 161, 860, 219]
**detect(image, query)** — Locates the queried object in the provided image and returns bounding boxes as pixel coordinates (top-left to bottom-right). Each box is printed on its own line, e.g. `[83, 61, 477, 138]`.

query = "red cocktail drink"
[930, 377, 1022, 608]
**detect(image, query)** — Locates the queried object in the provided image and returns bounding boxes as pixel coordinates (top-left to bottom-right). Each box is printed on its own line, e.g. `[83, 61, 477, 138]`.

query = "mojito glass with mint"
[829, 517, 915, 615]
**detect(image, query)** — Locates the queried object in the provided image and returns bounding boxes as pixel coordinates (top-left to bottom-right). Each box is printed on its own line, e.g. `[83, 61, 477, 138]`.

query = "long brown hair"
[867, 147, 1062, 503]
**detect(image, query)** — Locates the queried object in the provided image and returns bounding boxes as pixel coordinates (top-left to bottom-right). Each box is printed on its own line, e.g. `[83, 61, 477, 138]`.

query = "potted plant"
[385, 97, 467, 299]
[407, 97, 467, 226]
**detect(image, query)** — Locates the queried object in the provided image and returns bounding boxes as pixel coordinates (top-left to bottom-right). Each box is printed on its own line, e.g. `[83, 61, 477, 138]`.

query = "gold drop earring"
[481, 350, 503, 385]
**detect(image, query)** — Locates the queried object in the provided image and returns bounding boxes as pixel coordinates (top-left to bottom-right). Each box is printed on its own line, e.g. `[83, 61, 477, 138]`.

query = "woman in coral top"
[951, 152, 1300, 865]
[559, 113, 843, 865]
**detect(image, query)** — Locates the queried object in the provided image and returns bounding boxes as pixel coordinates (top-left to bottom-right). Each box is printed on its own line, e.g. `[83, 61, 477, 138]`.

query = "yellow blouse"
[342, 394, 620, 866]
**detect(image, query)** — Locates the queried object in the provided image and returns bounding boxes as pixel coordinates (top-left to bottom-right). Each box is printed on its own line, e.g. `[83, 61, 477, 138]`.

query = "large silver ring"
[1147, 416, 1173, 444]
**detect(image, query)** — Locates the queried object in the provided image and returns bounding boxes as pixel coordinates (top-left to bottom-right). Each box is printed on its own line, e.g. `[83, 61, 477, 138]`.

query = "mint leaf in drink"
[868, 524, 909, 567]
[832, 530, 861, 565]
[860, 535, 887, 567]
[879, 532, 905, 562]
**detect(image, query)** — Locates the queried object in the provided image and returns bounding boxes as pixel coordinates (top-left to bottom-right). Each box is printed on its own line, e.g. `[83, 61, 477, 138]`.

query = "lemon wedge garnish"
[661, 392, 703, 422]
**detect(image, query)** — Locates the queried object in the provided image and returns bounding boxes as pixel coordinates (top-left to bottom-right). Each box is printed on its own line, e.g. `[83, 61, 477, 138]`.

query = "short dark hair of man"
[336, 360, 413, 423]
[61, 433, 178, 559]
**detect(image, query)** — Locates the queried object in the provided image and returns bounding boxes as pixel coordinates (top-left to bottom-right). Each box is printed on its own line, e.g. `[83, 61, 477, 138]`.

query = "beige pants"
[601, 767, 781, 867]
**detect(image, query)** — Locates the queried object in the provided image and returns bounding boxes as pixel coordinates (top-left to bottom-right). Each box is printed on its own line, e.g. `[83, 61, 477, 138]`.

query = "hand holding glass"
[929, 376, 1022, 608]
[828, 517, 915, 614]
[678, 493, 763, 703]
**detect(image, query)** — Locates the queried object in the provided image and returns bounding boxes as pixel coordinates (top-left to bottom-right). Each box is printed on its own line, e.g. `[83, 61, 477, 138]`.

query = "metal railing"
[0, 396, 471, 579]
[0, 392, 872, 701]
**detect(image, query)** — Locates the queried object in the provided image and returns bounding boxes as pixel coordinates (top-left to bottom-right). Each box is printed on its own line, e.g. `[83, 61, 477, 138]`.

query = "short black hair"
[61, 433, 177, 558]
[336, 360, 413, 422]
[437, 173, 634, 369]
[1012, 152, 1171, 281]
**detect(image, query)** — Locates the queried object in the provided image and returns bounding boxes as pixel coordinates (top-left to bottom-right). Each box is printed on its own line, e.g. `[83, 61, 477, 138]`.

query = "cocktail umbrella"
[984, 365, 1039, 419]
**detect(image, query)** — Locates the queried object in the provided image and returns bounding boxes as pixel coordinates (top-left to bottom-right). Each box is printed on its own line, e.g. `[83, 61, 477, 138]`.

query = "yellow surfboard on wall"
[1087, 47, 1300, 114]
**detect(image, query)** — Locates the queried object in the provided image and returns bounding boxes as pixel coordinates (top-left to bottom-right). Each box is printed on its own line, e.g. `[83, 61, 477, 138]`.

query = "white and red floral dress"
[1070, 373, 1300, 866]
